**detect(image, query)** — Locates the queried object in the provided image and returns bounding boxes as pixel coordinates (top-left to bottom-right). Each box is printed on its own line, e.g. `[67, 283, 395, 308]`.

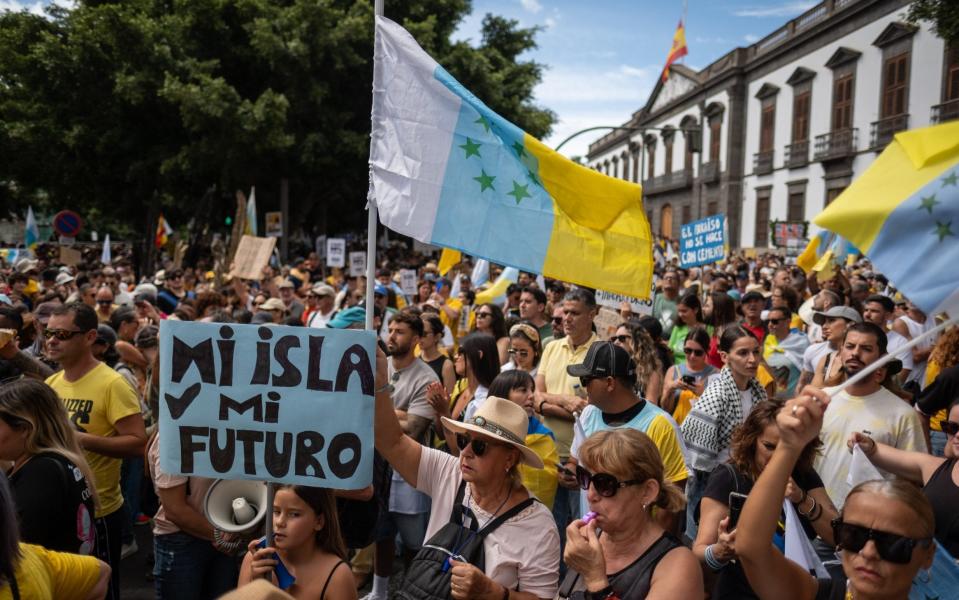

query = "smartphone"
[681, 375, 696, 385]
[728, 492, 748, 530]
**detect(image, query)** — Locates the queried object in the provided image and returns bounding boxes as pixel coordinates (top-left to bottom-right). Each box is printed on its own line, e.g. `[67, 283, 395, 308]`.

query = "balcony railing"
[932, 99, 959, 124]
[753, 150, 774, 175]
[870, 114, 909, 149]
[701, 161, 721, 184]
[644, 169, 693, 195]
[784, 140, 809, 169]
[814, 128, 857, 161]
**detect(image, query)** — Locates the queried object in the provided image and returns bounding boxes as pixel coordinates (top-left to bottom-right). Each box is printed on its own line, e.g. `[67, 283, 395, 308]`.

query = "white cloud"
[743, 33, 760, 43]
[543, 108, 642, 159]
[544, 16, 556, 30]
[0, 1, 45, 15]
[732, 2, 817, 18]
[519, 0, 542, 14]
[535, 63, 656, 104]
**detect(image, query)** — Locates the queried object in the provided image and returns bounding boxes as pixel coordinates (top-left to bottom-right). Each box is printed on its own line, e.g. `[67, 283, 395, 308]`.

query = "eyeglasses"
[508, 348, 530, 359]
[940, 420, 959, 436]
[455, 433, 504, 457]
[575, 465, 642, 498]
[767, 318, 783, 325]
[552, 317, 564, 324]
[44, 328, 84, 341]
[832, 519, 932, 564]
[611, 335, 630, 344]
[684, 347, 705, 357]
[97, 300, 112, 305]
[475, 312, 493, 318]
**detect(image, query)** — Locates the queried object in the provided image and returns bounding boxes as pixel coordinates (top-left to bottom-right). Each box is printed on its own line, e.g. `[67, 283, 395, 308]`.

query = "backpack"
[396, 481, 535, 600]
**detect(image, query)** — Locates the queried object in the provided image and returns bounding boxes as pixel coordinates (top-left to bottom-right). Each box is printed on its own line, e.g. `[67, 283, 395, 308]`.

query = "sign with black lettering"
[158, 321, 375, 489]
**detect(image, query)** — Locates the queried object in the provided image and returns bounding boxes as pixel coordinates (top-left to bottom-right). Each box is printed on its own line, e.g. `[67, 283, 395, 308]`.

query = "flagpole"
[365, 0, 385, 331]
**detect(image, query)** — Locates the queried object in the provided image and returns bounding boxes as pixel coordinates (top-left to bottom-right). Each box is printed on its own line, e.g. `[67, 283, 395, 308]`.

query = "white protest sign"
[596, 280, 655, 315]
[315, 235, 327, 259]
[399, 269, 417, 296]
[158, 321, 375, 489]
[265, 211, 283, 238]
[326, 238, 345, 268]
[349, 251, 366, 277]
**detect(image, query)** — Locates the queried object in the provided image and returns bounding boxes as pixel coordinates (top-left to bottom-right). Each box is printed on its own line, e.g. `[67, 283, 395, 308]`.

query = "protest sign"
[326, 238, 345, 268]
[399, 269, 417, 296]
[349, 251, 366, 277]
[230, 235, 277, 281]
[680, 214, 726, 268]
[596, 280, 654, 316]
[158, 321, 375, 489]
[315, 235, 327, 259]
[59, 246, 82, 267]
[593, 307, 622, 341]
[265, 211, 283, 237]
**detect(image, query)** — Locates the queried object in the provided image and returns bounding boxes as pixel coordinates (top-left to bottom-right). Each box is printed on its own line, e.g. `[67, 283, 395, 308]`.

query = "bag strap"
[476, 497, 536, 540]
[449, 480, 469, 525]
[722, 463, 742, 494]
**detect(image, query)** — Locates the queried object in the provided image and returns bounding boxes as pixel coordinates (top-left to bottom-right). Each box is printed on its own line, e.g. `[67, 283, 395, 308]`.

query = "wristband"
[705, 544, 729, 571]
[374, 382, 394, 395]
[538, 399, 548, 414]
[585, 585, 615, 600]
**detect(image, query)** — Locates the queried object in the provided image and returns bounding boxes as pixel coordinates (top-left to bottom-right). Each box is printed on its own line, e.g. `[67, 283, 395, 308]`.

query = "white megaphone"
[203, 479, 269, 534]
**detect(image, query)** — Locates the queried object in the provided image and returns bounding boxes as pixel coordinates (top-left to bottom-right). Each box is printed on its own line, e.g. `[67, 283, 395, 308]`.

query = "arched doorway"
[661, 204, 673, 239]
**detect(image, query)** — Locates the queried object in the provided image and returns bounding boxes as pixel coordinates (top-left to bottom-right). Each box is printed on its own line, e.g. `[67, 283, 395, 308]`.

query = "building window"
[881, 51, 910, 118]
[788, 189, 805, 222]
[647, 144, 656, 178]
[792, 90, 811, 142]
[760, 103, 776, 152]
[621, 152, 630, 181]
[632, 148, 641, 183]
[661, 204, 673, 238]
[709, 119, 721, 162]
[833, 72, 854, 131]
[707, 200, 718, 215]
[682, 204, 692, 225]
[826, 187, 845, 206]
[755, 188, 771, 248]
[664, 136, 674, 174]
[947, 45, 959, 102]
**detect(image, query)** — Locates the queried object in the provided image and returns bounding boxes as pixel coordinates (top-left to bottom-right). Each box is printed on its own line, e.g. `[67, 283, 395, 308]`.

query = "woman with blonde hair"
[921, 326, 959, 456]
[558, 428, 701, 598]
[0, 379, 97, 554]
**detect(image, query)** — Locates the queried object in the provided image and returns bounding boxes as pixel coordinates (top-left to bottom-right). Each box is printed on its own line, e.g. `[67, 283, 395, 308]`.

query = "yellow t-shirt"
[47, 362, 141, 517]
[439, 298, 464, 348]
[538, 333, 599, 460]
[0, 544, 101, 600]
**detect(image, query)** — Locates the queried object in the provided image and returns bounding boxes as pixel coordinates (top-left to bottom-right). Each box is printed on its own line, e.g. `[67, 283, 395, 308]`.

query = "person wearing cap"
[814, 322, 927, 508]
[303, 283, 338, 328]
[256, 297, 287, 324]
[277, 279, 305, 321]
[808, 305, 862, 388]
[568, 342, 688, 526]
[739, 290, 767, 344]
[156, 269, 193, 315]
[55, 271, 77, 296]
[371, 343, 560, 599]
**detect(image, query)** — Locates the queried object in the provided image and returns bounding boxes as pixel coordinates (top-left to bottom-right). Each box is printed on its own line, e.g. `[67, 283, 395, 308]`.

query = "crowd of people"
[0, 243, 957, 600]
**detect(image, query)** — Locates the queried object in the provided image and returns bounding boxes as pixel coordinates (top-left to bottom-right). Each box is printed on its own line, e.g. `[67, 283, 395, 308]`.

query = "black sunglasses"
[832, 519, 932, 564]
[475, 312, 493, 318]
[455, 433, 504, 457]
[684, 347, 705, 357]
[575, 465, 642, 498]
[940, 420, 959, 436]
[43, 328, 85, 341]
[552, 317, 564, 324]
[611, 335, 631, 344]
[767, 318, 783, 325]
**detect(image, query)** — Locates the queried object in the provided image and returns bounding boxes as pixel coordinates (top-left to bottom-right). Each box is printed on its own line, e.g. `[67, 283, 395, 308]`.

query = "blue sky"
[3, 0, 820, 158]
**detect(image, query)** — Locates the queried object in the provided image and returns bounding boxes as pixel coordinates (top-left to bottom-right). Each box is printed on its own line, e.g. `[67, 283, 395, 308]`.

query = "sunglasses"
[97, 300, 113, 305]
[832, 519, 932, 564]
[611, 335, 631, 344]
[767, 318, 783, 325]
[684, 347, 705, 357]
[508, 348, 530, 359]
[475, 312, 493, 318]
[44, 328, 84, 341]
[575, 465, 642, 498]
[940, 420, 959, 436]
[455, 433, 504, 457]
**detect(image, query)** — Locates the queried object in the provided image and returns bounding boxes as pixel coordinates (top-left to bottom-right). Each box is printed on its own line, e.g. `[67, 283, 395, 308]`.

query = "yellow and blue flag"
[24, 206, 39, 253]
[368, 16, 653, 299]
[815, 121, 959, 315]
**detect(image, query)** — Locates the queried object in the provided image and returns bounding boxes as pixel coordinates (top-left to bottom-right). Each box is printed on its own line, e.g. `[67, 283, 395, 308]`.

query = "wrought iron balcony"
[814, 128, 857, 161]
[932, 99, 959, 124]
[643, 169, 694, 195]
[784, 140, 809, 169]
[870, 114, 909, 149]
[701, 161, 721, 184]
[753, 150, 774, 175]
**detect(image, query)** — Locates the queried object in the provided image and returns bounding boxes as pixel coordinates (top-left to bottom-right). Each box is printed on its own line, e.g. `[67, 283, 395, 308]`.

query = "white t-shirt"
[802, 341, 832, 374]
[814, 385, 928, 507]
[886, 330, 914, 372]
[416, 447, 560, 597]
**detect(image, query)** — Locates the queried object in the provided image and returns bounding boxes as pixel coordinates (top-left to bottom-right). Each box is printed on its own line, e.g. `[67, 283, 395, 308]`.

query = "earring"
[642, 503, 648, 511]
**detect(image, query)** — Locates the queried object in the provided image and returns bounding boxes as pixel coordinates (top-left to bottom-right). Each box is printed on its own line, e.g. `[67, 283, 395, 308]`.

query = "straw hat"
[441, 397, 543, 468]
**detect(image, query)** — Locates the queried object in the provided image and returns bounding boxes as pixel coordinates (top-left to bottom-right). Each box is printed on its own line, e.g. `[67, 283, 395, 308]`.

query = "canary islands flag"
[815, 121, 959, 315]
[369, 16, 653, 299]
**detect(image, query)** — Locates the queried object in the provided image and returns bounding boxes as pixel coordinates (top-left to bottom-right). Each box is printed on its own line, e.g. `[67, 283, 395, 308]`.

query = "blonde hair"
[929, 326, 959, 371]
[0, 379, 99, 510]
[578, 428, 685, 512]
[845, 479, 934, 538]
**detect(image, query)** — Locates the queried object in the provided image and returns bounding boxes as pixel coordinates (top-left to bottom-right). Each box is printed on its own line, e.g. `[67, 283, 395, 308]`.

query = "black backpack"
[396, 481, 535, 600]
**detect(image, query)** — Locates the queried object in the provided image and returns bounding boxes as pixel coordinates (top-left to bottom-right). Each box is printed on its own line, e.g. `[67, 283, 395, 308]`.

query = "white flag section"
[782, 500, 829, 579]
[101, 234, 111, 265]
[471, 259, 489, 287]
[846, 444, 883, 488]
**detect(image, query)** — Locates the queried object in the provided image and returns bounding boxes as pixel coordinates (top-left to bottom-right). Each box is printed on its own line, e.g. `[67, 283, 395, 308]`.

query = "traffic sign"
[52, 210, 84, 238]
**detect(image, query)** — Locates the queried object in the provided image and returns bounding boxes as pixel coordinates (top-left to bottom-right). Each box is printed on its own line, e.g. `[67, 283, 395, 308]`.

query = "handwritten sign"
[680, 214, 725, 268]
[230, 236, 277, 281]
[59, 246, 82, 267]
[349, 252, 366, 277]
[596, 280, 654, 316]
[399, 269, 417, 296]
[326, 238, 345, 268]
[158, 321, 375, 488]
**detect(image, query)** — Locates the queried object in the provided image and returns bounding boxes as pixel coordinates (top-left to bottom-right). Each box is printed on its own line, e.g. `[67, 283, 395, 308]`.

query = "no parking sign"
[53, 210, 84, 238]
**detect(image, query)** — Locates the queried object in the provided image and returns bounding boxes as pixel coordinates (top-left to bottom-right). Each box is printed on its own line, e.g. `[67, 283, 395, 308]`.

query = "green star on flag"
[918, 194, 938, 214]
[460, 137, 481, 159]
[507, 180, 531, 205]
[474, 115, 491, 133]
[942, 171, 958, 187]
[473, 170, 496, 192]
[934, 220, 954, 242]
[511, 141, 528, 159]
[526, 169, 541, 186]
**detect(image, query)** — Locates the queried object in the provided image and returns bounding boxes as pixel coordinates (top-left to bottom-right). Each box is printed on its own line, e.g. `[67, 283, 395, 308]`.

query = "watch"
[585, 586, 617, 600]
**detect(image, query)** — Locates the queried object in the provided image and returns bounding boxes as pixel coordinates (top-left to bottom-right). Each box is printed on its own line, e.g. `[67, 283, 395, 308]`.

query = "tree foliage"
[907, 0, 959, 45]
[0, 0, 555, 256]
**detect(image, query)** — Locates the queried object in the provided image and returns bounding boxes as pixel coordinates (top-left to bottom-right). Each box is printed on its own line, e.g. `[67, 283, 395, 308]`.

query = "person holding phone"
[661, 327, 716, 423]
[692, 401, 837, 600]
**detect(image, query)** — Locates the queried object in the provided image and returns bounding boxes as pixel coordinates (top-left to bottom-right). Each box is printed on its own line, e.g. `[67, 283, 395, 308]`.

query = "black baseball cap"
[567, 341, 637, 383]
[741, 290, 766, 304]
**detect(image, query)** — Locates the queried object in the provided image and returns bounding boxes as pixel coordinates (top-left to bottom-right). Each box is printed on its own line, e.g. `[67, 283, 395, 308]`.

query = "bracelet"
[585, 585, 615, 600]
[538, 399, 548, 414]
[374, 382, 394, 395]
[704, 544, 729, 571]
[798, 495, 818, 519]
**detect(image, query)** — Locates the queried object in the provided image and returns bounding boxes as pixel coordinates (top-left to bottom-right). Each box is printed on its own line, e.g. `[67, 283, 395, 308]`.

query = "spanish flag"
[815, 121, 959, 315]
[661, 19, 688, 83]
[155, 214, 173, 249]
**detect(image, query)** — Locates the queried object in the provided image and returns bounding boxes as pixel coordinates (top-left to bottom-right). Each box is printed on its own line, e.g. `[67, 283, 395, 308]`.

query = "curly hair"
[623, 322, 661, 388]
[929, 327, 959, 371]
[729, 401, 821, 479]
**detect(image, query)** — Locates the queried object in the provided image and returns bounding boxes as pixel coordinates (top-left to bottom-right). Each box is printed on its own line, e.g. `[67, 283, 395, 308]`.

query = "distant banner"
[596, 280, 654, 315]
[158, 321, 375, 489]
[680, 214, 725, 267]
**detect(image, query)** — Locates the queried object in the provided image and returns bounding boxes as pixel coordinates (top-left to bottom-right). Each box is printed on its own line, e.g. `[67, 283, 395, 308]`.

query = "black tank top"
[424, 354, 449, 381]
[560, 532, 684, 599]
[923, 457, 959, 558]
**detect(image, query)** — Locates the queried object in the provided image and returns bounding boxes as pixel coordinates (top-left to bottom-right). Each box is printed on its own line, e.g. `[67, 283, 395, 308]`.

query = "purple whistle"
[583, 511, 598, 524]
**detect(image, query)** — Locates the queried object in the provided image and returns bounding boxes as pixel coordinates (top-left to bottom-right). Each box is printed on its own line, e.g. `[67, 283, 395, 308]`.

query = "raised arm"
[373, 344, 422, 486]
[848, 432, 945, 486]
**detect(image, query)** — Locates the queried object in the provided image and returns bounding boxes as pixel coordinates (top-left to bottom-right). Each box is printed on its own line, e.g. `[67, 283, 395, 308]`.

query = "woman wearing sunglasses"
[693, 401, 837, 599]
[737, 389, 936, 600]
[661, 327, 716, 423]
[502, 323, 542, 376]
[558, 428, 701, 599]
[372, 344, 560, 600]
[471, 303, 511, 366]
[847, 399, 959, 558]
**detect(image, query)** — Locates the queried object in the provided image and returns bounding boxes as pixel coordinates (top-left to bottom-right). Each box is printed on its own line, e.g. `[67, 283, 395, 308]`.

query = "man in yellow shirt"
[45, 303, 145, 600]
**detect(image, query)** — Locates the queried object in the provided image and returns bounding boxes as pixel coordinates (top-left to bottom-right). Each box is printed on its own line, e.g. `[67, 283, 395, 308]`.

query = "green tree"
[907, 0, 959, 45]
